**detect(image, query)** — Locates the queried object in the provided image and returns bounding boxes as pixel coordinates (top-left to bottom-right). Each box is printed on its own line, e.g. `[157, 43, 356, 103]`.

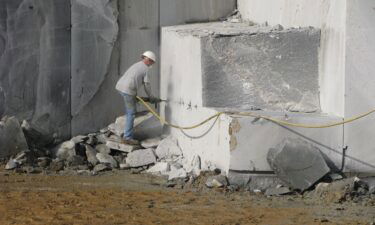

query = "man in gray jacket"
[116, 51, 158, 145]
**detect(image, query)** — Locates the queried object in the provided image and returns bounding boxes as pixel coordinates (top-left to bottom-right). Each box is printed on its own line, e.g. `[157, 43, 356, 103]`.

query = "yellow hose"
[136, 96, 375, 129]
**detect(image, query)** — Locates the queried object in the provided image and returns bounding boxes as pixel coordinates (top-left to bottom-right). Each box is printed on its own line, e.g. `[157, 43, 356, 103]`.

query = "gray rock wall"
[0, 0, 236, 138]
[0, 0, 71, 139]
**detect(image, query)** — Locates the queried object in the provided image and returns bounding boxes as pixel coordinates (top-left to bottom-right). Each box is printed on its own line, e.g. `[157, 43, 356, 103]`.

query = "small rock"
[95, 144, 111, 154]
[96, 153, 118, 168]
[119, 163, 131, 170]
[85, 145, 99, 166]
[126, 148, 156, 168]
[206, 175, 228, 188]
[141, 137, 163, 148]
[5, 159, 19, 170]
[93, 163, 111, 173]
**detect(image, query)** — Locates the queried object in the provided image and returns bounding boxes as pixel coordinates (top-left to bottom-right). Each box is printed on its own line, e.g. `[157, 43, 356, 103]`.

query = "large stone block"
[163, 22, 320, 112]
[0, 0, 71, 139]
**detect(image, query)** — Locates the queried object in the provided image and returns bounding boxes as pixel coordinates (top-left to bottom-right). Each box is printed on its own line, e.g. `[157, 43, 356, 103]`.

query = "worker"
[115, 51, 160, 145]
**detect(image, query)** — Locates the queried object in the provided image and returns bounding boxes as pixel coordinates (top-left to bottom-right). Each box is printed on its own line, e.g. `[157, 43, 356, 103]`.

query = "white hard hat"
[142, 51, 156, 62]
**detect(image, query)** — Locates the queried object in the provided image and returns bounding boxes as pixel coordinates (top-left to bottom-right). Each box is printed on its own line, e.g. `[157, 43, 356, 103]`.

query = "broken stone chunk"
[106, 140, 141, 153]
[265, 186, 292, 196]
[85, 145, 99, 166]
[93, 163, 111, 173]
[267, 138, 330, 191]
[95, 144, 111, 154]
[52, 140, 76, 160]
[96, 153, 118, 168]
[5, 159, 19, 170]
[147, 162, 170, 174]
[167, 168, 187, 181]
[126, 148, 156, 168]
[71, 135, 88, 144]
[37, 157, 52, 168]
[0, 116, 29, 159]
[49, 159, 65, 172]
[141, 137, 163, 149]
[155, 136, 182, 160]
[206, 175, 228, 188]
[66, 155, 86, 167]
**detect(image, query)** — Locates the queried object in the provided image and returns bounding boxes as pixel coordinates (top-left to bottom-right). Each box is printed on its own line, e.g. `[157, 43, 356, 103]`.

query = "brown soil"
[0, 168, 374, 225]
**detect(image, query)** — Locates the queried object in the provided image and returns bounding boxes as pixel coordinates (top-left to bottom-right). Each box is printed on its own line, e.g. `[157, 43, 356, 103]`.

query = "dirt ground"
[0, 169, 374, 225]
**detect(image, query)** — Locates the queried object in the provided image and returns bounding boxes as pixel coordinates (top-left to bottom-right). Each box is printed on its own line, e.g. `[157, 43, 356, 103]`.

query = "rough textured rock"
[95, 144, 111, 155]
[93, 163, 111, 173]
[49, 159, 65, 172]
[71, 0, 121, 136]
[141, 137, 163, 149]
[5, 159, 19, 170]
[21, 120, 55, 148]
[96, 153, 118, 168]
[155, 136, 182, 160]
[147, 162, 170, 174]
[267, 138, 331, 191]
[126, 148, 156, 168]
[167, 168, 187, 181]
[66, 155, 86, 167]
[106, 140, 141, 153]
[0, 1, 71, 139]
[0, 116, 29, 159]
[52, 141, 76, 160]
[85, 145, 99, 166]
[206, 175, 228, 188]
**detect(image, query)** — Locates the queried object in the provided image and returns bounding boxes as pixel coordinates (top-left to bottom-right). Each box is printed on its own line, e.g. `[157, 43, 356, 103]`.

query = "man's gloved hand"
[149, 97, 162, 104]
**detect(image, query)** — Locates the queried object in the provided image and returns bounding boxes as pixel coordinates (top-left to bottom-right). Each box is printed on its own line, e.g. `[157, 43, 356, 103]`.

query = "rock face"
[267, 138, 331, 191]
[0, 116, 29, 159]
[0, 0, 71, 139]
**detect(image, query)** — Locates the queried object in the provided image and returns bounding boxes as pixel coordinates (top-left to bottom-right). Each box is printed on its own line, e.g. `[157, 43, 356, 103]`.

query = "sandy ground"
[0, 169, 374, 225]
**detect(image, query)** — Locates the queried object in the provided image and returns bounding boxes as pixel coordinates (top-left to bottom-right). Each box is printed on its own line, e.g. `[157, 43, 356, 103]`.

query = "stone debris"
[206, 175, 228, 188]
[95, 144, 111, 154]
[265, 186, 292, 196]
[155, 136, 182, 159]
[66, 155, 86, 167]
[361, 177, 375, 194]
[93, 164, 111, 173]
[267, 138, 330, 191]
[96, 153, 118, 168]
[71, 135, 88, 144]
[49, 159, 65, 172]
[0, 116, 29, 159]
[141, 137, 163, 149]
[5, 159, 19, 170]
[37, 157, 51, 168]
[167, 168, 187, 181]
[126, 148, 156, 168]
[106, 139, 141, 153]
[147, 162, 170, 174]
[85, 145, 99, 166]
[53, 140, 76, 160]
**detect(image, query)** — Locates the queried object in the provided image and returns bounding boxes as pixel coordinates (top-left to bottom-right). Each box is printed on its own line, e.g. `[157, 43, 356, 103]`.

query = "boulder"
[147, 162, 170, 174]
[167, 167, 187, 181]
[267, 138, 330, 191]
[52, 140, 76, 160]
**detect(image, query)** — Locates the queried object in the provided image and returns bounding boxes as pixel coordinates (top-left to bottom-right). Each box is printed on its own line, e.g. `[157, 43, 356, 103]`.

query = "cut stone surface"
[96, 153, 118, 168]
[0, 116, 29, 159]
[155, 136, 182, 159]
[106, 140, 141, 153]
[126, 149, 156, 168]
[267, 138, 331, 191]
[85, 145, 99, 166]
[141, 137, 163, 149]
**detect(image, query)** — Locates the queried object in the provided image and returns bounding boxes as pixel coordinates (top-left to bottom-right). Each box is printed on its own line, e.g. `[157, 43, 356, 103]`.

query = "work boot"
[122, 138, 139, 145]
